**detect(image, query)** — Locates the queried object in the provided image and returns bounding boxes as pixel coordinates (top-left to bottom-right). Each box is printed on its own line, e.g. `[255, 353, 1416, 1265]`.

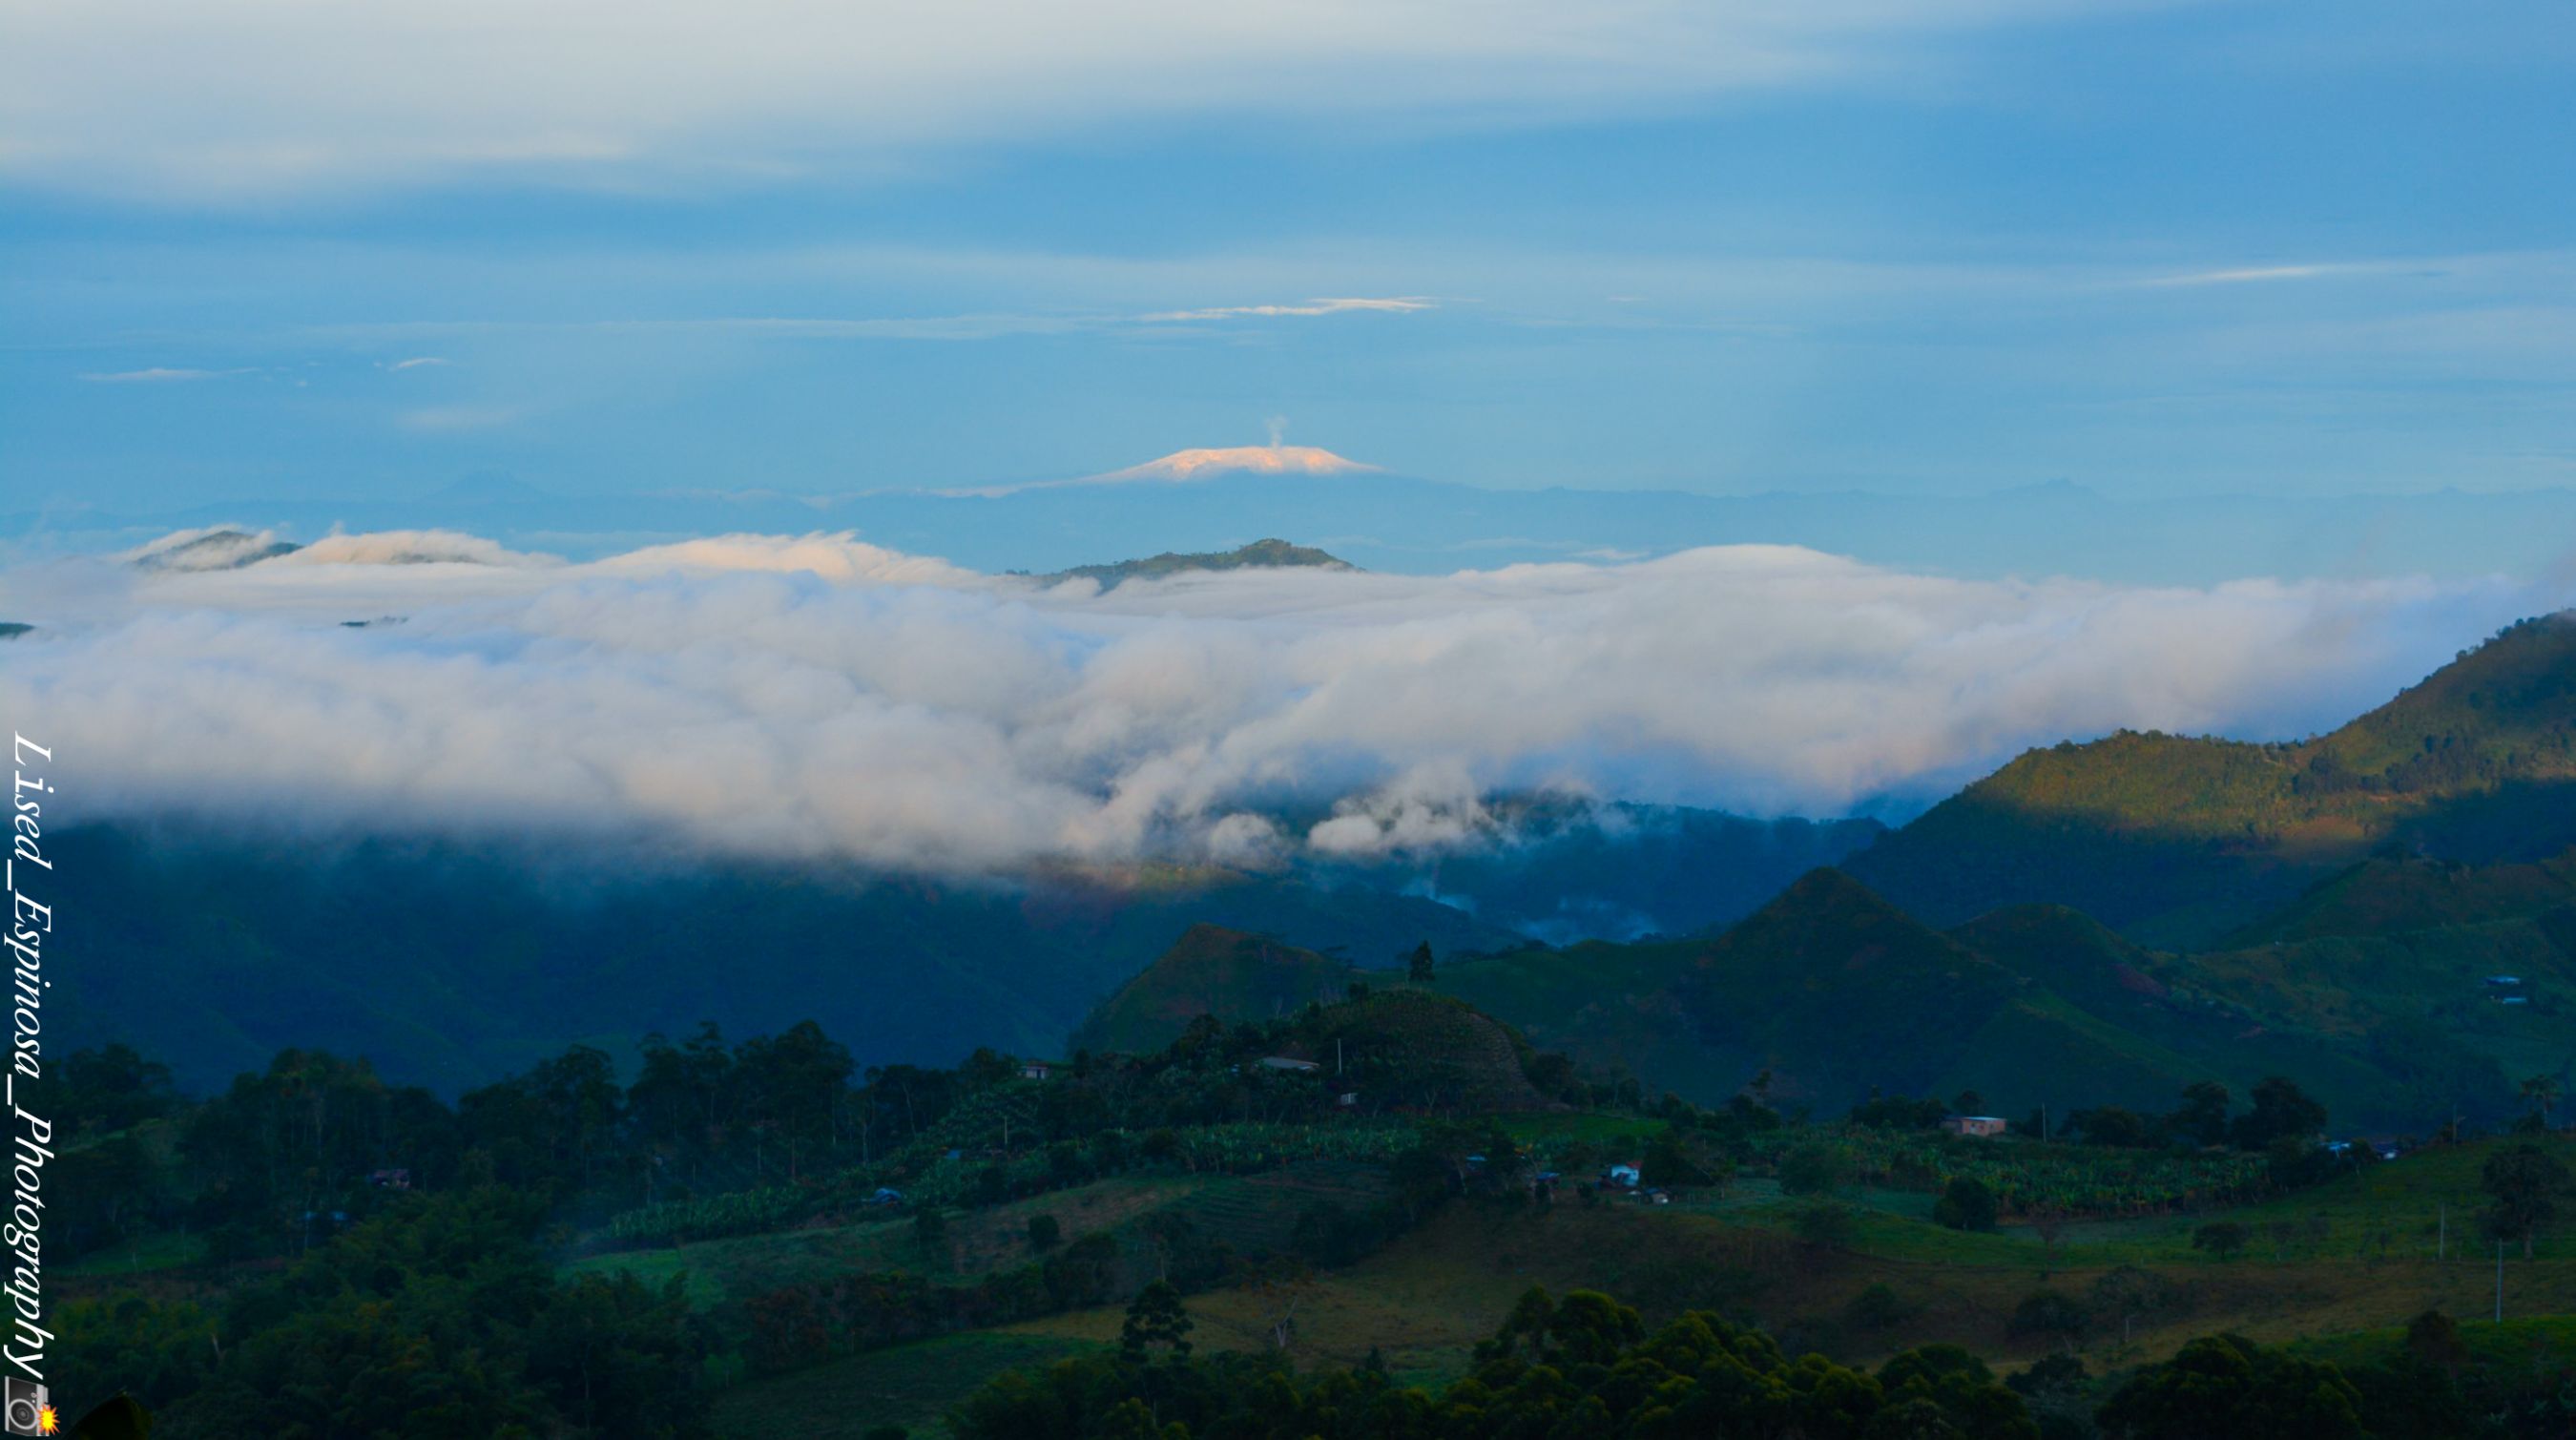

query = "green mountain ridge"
[1847, 613, 2576, 945]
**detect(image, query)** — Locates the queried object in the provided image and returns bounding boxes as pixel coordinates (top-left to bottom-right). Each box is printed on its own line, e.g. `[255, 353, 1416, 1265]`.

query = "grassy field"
[713, 1331, 1099, 1438]
[568, 1173, 1214, 1306]
[567, 1127, 2576, 1433]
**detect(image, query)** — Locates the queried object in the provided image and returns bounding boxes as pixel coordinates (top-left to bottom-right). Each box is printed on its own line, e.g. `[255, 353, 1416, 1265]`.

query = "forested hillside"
[1849, 615, 2576, 945]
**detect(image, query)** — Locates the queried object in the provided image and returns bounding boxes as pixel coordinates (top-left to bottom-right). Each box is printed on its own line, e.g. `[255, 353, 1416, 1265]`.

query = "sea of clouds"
[0, 529, 2557, 872]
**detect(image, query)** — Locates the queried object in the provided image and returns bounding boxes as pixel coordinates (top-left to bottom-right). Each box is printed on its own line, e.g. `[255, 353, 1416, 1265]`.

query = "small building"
[1257, 1055, 1322, 1073]
[1337, 1091, 1361, 1108]
[367, 1168, 412, 1191]
[2484, 975, 2524, 987]
[1942, 1115, 2008, 1138]
[1019, 1061, 1054, 1081]
[1642, 1188, 1672, 1206]
[1606, 1162, 1642, 1188]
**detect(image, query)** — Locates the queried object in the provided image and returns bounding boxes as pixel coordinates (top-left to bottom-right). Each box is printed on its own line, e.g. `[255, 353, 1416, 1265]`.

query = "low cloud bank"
[0, 530, 2554, 871]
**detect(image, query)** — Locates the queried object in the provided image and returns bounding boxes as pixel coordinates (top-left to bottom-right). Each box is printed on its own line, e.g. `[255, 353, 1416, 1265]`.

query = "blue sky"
[4, 0, 2571, 518]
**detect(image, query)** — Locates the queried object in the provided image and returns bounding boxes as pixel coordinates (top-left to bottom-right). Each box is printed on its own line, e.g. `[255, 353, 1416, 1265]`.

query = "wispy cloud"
[1143, 297, 1436, 323]
[78, 366, 256, 384]
[398, 405, 522, 433]
[0, 1, 2107, 201]
[2139, 264, 2338, 288]
[386, 356, 452, 370]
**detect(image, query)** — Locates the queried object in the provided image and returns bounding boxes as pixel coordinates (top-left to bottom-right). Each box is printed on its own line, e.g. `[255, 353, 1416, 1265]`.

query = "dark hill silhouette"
[1071, 924, 1359, 1054]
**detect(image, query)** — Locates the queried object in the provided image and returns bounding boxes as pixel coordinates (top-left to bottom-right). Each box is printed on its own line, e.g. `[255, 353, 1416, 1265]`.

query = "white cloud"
[78, 366, 256, 383]
[1143, 297, 1436, 322]
[386, 356, 452, 370]
[1, 529, 2554, 874]
[2139, 264, 2337, 287]
[0, 1, 2165, 201]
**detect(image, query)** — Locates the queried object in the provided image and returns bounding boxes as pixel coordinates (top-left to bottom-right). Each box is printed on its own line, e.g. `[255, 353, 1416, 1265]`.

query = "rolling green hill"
[1445, 870, 2224, 1117]
[1848, 614, 2576, 945]
[1068, 928, 1554, 1110]
[1070, 925, 1362, 1054]
[1441, 868, 2531, 1130]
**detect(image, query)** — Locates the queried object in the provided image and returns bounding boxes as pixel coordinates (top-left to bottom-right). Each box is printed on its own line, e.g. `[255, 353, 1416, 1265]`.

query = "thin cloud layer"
[1, 1, 2135, 200]
[0, 531, 2553, 872]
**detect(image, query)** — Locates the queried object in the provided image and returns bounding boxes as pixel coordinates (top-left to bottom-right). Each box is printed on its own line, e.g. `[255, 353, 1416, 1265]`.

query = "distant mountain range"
[20, 447, 2576, 583]
[44, 605, 2576, 1135]
[1049, 619, 2576, 1131]
[1091, 854, 2547, 1133]
[46, 797, 1864, 1095]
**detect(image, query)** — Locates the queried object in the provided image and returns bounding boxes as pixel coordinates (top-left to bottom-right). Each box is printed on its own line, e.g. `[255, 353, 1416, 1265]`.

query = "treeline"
[58, 1187, 707, 1439]
[947, 1283, 2572, 1439]
[55, 986, 1592, 1266]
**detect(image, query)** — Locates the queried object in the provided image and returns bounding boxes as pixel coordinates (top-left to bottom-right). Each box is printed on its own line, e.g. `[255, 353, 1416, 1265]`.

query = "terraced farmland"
[1164, 1159, 1397, 1257]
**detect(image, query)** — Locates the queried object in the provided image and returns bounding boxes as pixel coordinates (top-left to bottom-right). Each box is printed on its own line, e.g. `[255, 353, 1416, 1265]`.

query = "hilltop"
[1036, 537, 1353, 591]
[1071, 925, 1362, 1054]
[1848, 614, 2576, 945]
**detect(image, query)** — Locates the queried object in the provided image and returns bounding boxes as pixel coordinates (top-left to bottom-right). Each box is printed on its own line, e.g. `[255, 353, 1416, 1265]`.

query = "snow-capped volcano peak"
[1099, 445, 1375, 483]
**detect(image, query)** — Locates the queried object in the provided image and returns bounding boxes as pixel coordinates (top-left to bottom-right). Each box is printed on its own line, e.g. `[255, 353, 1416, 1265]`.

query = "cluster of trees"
[946, 1282, 2562, 1440]
[56, 987, 1599, 1268]
[953, 1285, 2045, 1439]
[2065, 1077, 2328, 1155]
[56, 1187, 707, 1438]
[46, 1020, 895, 1264]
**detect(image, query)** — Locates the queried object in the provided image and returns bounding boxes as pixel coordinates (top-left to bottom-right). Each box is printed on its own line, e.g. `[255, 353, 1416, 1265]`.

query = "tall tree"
[1120, 1280, 1195, 1360]
[2480, 1142, 2570, 1259]
[2520, 1074, 2562, 1129]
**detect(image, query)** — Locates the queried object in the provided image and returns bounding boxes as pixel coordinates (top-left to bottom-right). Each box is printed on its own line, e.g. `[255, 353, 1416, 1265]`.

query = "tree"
[2073, 1106, 2153, 1148]
[1641, 1128, 1716, 1190]
[2088, 1265, 2175, 1347]
[913, 1206, 950, 1260]
[2479, 1141, 2570, 1259]
[52, 1044, 180, 1139]
[2169, 1080, 2232, 1149]
[1405, 942, 1435, 984]
[1845, 1282, 1918, 1331]
[1933, 1176, 1998, 1232]
[1793, 1200, 1858, 1254]
[1778, 1141, 1852, 1196]
[2026, 1210, 2070, 1278]
[1028, 1214, 1062, 1253]
[2007, 1290, 2089, 1346]
[2096, 1332, 2364, 1440]
[2403, 1309, 2468, 1376]
[2192, 1221, 2251, 1262]
[2520, 1074, 2562, 1130]
[2229, 1076, 2326, 1152]
[1120, 1280, 1195, 1359]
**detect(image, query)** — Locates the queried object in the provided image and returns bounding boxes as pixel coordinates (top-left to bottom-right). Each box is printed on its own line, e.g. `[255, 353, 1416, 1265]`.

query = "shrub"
[1933, 1176, 1999, 1232]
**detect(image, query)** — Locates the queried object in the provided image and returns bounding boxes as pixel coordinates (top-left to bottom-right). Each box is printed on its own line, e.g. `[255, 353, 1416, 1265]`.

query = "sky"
[5, 0, 2574, 527]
